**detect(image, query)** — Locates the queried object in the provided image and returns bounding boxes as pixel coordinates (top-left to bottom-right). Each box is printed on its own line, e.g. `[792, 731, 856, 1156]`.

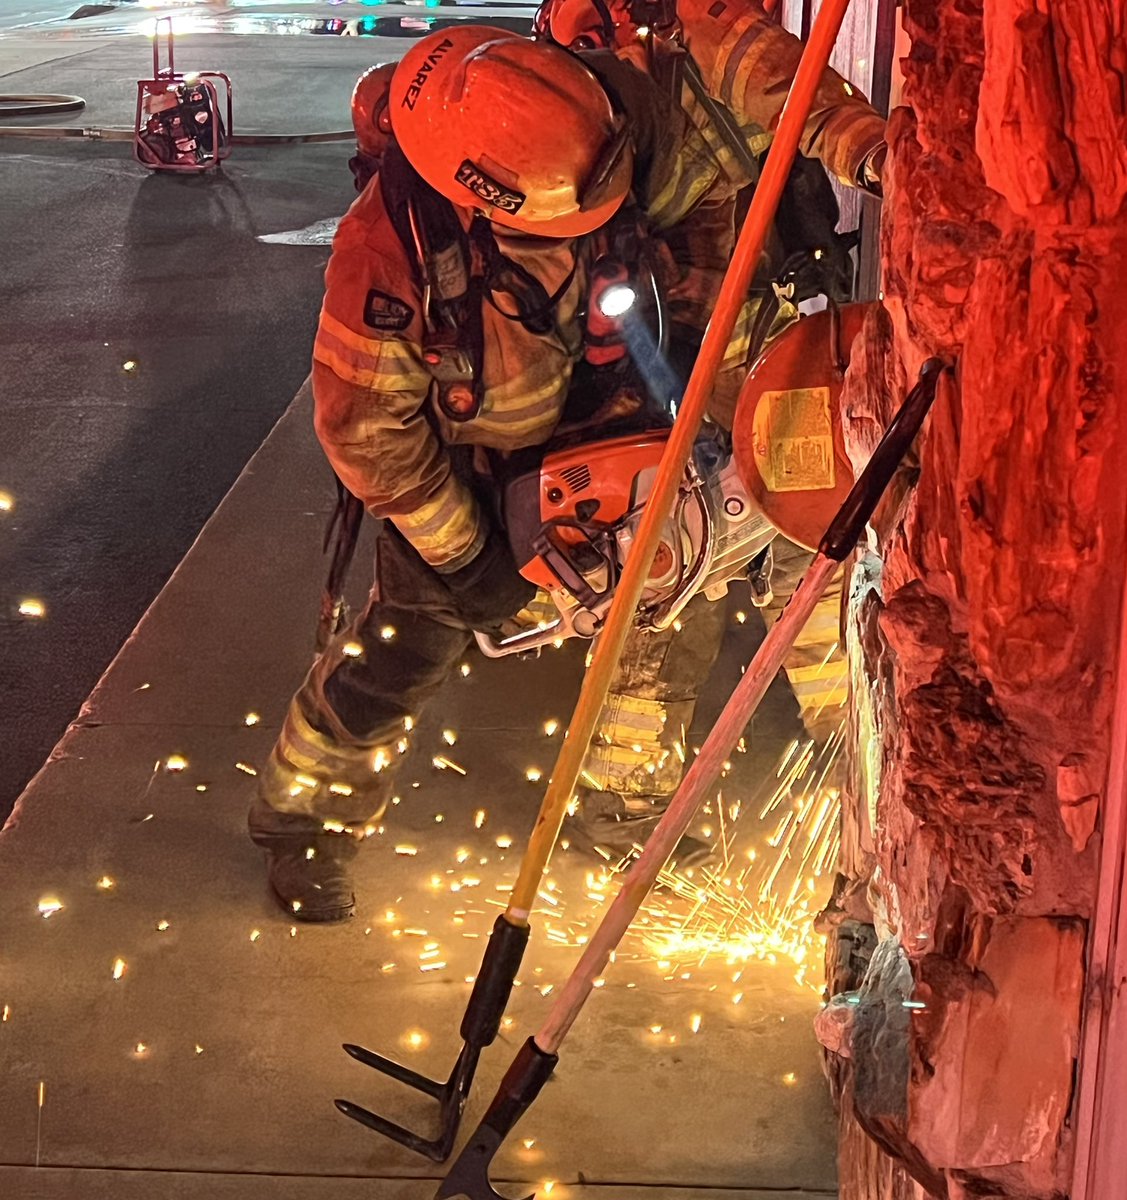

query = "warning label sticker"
[752, 386, 835, 492]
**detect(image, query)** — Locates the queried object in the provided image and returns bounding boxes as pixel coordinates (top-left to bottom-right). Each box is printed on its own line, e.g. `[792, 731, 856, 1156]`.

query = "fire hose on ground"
[334, 0, 874, 1167]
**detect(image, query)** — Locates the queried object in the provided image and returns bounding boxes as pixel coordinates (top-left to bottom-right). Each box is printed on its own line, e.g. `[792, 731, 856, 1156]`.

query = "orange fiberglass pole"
[506, 0, 856, 924]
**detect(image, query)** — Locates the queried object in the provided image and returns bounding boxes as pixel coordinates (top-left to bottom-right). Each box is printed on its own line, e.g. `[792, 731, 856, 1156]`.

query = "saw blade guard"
[731, 302, 874, 550]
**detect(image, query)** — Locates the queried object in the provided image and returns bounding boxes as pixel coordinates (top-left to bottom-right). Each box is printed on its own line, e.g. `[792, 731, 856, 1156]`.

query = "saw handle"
[532, 524, 615, 612]
[820, 357, 946, 562]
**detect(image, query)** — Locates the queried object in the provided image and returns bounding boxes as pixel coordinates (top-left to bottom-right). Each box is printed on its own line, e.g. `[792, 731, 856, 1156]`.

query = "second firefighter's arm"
[679, 0, 886, 188]
[311, 225, 485, 574]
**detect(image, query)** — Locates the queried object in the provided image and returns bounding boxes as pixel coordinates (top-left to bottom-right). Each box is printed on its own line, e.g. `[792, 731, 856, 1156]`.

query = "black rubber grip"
[820, 357, 946, 562]
[480, 1036, 558, 1134]
[459, 915, 530, 1048]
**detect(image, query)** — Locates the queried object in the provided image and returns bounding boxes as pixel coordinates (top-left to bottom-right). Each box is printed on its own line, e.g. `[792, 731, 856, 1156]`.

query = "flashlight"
[597, 282, 638, 318]
[585, 261, 636, 366]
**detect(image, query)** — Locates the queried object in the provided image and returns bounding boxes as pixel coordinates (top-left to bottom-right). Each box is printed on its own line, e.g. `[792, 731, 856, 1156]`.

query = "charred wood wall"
[823, 2, 1127, 1197]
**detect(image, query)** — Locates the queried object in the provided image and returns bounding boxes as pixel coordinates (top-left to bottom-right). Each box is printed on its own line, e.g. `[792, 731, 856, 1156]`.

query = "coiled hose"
[0, 92, 353, 142]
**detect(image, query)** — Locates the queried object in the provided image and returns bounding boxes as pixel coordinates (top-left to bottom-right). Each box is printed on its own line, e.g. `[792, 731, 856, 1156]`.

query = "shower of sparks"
[134, 654, 849, 1047]
[620, 717, 846, 994]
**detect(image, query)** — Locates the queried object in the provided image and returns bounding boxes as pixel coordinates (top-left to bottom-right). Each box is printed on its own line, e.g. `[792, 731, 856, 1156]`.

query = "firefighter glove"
[442, 526, 536, 632]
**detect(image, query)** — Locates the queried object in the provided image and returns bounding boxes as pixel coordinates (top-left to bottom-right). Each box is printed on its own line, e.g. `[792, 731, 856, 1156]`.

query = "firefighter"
[251, 27, 744, 921]
[535, 0, 885, 424]
[251, 25, 867, 922]
[347, 63, 396, 193]
[535, 0, 886, 190]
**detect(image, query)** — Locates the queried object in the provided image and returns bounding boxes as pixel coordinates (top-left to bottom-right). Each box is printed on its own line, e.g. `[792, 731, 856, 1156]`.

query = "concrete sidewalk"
[0, 379, 838, 1198]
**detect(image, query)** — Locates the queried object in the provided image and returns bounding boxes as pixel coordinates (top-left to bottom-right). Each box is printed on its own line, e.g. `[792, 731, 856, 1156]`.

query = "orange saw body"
[478, 428, 774, 656]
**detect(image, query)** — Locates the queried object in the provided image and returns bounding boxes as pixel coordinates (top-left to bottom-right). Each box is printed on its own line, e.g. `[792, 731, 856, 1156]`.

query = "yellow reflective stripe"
[394, 478, 483, 568]
[649, 169, 717, 230]
[395, 482, 469, 539]
[710, 8, 762, 103]
[724, 301, 757, 365]
[647, 128, 721, 230]
[680, 84, 768, 190]
[318, 310, 383, 356]
[787, 658, 846, 685]
[583, 747, 668, 787]
[791, 684, 849, 712]
[596, 698, 669, 748]
[314, 312, 429, 392]
[476, 377, 567, 435]
[585, 695, 670, 783]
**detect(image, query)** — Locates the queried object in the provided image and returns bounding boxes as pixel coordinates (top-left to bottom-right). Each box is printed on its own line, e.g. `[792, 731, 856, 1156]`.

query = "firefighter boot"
[249, 794, 361, 922]
[571, 593, 728, 870]
[568, 789, 715, 871]
[247, 698, 393, 923]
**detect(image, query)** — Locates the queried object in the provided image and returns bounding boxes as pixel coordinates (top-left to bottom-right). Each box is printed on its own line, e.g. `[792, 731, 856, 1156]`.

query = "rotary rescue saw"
[472, 302, 868, 659]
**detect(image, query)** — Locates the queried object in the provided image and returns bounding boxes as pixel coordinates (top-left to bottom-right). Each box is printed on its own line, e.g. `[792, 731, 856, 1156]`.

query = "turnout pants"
[248, 530, 729, 852]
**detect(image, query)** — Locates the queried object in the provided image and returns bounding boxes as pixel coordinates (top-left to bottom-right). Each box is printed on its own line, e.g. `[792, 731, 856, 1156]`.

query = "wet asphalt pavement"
[0, 137, 348, 816]
[0, 12, 533, 817]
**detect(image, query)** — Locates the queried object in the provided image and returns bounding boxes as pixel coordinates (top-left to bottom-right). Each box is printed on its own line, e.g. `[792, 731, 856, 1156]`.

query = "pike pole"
[508, 0, 861, 923]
